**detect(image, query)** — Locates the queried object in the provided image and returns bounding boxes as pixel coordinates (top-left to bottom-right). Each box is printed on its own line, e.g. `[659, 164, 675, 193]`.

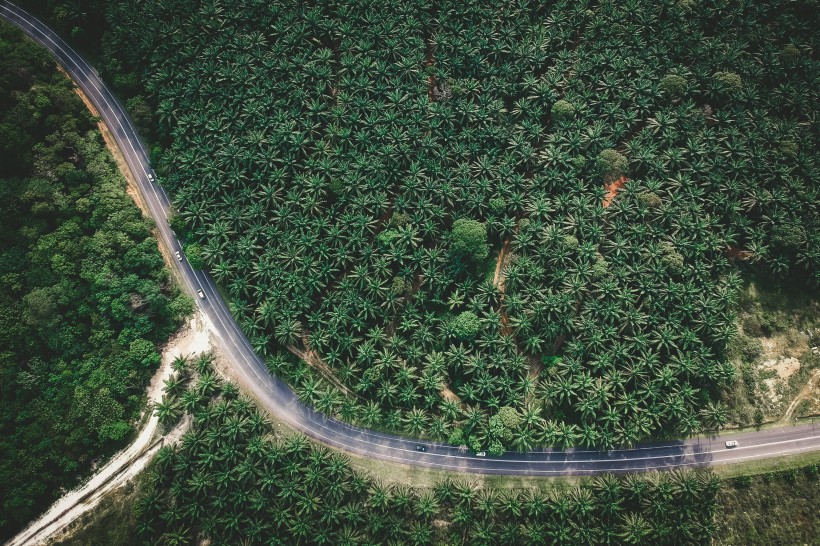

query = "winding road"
[3, 0, 818, 476]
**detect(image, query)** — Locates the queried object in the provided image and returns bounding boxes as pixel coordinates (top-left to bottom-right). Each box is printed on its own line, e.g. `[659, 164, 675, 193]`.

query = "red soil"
[602, 175, 628, 208]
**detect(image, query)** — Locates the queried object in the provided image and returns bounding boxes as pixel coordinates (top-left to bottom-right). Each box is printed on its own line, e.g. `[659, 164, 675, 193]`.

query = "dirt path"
[782, 369, 820, 421]
[287, 341, 357, 399]
[440, 384, 463, 405]
[493, 238, 511, 289]
[8, 314, 213, 546]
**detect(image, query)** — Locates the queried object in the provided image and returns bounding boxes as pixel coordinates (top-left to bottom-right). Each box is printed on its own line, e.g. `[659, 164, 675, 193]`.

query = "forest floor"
[8, 313, 213, 546]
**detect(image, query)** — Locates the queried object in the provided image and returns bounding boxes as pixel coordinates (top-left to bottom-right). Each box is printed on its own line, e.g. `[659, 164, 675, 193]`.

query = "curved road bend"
[3, 0, 818, 476]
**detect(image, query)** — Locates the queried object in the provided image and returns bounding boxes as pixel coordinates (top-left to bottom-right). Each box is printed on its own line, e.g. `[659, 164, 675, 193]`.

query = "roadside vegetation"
[714, 462, 819, 545]
[134, 354, 720, 545]
[0, 21, 189, 541]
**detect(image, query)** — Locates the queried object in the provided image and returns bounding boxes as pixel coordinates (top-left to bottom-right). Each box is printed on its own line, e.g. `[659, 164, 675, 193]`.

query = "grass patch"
[714, 462, 819, 546]
[710, 449, 820, 479]
[344, 450, 577, 490]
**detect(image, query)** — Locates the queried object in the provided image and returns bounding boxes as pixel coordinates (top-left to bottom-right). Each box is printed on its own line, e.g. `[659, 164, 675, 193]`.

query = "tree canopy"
[24, 0, 820, 457]
[0, 21, 187, 541]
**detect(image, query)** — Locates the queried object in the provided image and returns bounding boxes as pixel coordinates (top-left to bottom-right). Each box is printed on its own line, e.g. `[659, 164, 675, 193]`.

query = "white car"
[725, 440, 739, 448]
[475, 451, 486, 457]
[175, 251, 182, 261]
[197, 289, 205, 299]
[147, 172, 155, 183]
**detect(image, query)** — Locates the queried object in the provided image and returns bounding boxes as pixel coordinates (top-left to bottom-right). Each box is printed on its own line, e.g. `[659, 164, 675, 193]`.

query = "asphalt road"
[3, 0, 818, 476]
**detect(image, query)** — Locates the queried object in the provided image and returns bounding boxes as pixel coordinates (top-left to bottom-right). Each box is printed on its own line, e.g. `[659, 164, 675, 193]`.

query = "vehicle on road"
[147, 172, 155, 183]
[415, 445, 426, 452]
[175, 251, 182, 261]
[197, 289, 205, 299]
[475, 451, 486, 457]
[725, 440, 739, 448]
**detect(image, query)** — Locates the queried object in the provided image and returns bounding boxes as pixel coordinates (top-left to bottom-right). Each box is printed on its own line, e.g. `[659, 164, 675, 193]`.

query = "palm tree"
[156, 396, 182, 428]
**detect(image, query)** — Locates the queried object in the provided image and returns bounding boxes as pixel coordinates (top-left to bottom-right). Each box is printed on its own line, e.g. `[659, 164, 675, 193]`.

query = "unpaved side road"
[7, 314, 213, 546]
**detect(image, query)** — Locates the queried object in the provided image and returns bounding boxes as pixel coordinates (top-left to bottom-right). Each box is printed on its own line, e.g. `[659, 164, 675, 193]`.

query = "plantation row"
[30, 0, 819, 451]
[142, 354, 720, 545]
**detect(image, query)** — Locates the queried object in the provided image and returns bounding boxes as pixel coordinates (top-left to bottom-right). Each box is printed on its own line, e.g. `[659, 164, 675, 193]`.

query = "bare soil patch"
[602, 175, 627, 208]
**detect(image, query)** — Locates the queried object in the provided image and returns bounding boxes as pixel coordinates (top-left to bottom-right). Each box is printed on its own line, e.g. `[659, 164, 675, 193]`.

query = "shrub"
[390, 276, 408, 296]
[773, 224, 806, 249]
[676, 0, 696, 13]
[592, 255, 608, 278]
[388, 211, 411, 228]
[712, 71, 743, 94]
[638, 191, 663, 209]
[741, 313, 764, 336]
[733, 475, 753, 488]
[450, 218, 489, 261]
[659, 74, 688, 98]
[488, 441, 505, 457]
[551, 99, 576, 122]
[448, 427, 465, 446]
[185, 243, 206, 269]
[779, 140, 798, 157]
[659, 242, 685, 275]
[780, 43, 800, 63]
[561, 235, 579, 250]
[596, 148, 628, 181]
[489, 197, 506, 215]
[732, 331, 763, 362]
[451, 311, 481, 340]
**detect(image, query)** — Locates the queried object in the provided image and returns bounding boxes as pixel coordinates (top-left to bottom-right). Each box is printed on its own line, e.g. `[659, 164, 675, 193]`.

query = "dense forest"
[0, 21, 188, 540]
[138, 353, 721, 545]
[53, 0, 814, 454]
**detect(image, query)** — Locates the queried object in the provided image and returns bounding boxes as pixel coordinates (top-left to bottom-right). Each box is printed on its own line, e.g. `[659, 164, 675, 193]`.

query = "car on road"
[415, 445, 426, 452]
[197, 289, 205, 299]
[147, 172, 155, 183]
[475, 451, 486, 457]
[725, 440, 739, 448]
[175, 251, 182, 261]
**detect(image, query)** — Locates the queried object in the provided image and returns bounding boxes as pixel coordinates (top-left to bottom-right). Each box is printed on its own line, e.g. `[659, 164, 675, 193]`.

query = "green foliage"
[391, 275, 409, 296]
[0, 22, 181, 541]
[712, 71, 743, 95]
[168, 213, 190, 241]
[136, 363, 722, 545]
[778, 139, 798, 157]
[659, 74, 688, 98]
[551, 99, 576, 122]
[26, 0, 819, 461]
[717, 464, 819, 545]
[596, 148, 628, 181]
[658, 242, 685, 276]
[780, 43, 800, 64]
[184, 242, 206, 269]
[637, 191, 663, 209]
[451, 311, 480, 340]
[450, 218, 489, 262]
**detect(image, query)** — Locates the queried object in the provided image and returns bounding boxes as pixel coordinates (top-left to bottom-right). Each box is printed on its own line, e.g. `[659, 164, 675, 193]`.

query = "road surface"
[2, 0, 818, 476]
